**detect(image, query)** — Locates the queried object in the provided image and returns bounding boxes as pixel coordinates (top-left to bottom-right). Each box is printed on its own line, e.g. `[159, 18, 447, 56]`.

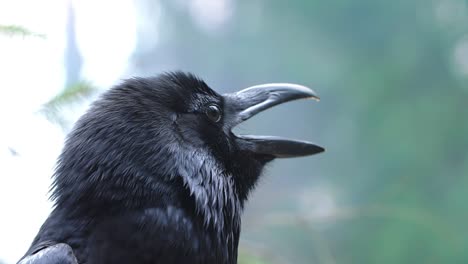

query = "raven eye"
[206, 105, 222, 122]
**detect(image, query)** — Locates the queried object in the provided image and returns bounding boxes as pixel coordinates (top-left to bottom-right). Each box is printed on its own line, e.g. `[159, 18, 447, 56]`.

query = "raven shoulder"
[21, 206, 222, 264]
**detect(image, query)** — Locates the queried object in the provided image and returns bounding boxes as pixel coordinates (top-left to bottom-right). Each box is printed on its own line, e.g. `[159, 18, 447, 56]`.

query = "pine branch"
[40, 80, 98, 129]
[0, 24, 46, 38]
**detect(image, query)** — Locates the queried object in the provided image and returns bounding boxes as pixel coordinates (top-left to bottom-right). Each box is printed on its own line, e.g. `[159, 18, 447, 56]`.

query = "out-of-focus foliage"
[238, 252, 269, 264]
[40, 81, 97, 130]
[0, 24, 45, 38]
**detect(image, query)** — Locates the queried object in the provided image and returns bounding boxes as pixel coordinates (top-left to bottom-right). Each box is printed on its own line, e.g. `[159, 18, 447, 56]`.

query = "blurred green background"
[1, 0, 468, 263]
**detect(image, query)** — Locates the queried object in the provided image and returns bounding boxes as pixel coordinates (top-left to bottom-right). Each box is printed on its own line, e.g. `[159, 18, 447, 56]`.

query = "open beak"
[224, 83, 324, 158]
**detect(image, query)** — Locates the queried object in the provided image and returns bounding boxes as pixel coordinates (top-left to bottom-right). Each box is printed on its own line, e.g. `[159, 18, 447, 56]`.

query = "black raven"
[18, 72, 324, 264]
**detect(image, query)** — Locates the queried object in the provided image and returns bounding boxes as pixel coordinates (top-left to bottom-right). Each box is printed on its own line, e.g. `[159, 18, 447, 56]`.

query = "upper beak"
[224, 83, 324, 158]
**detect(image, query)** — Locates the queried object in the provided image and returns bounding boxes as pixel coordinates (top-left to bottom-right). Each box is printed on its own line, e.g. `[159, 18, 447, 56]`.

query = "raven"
[18, 72, 324, 264]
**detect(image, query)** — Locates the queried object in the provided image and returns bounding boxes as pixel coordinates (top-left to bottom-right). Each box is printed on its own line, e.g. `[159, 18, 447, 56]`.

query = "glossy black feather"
[19, 72, 268, 264]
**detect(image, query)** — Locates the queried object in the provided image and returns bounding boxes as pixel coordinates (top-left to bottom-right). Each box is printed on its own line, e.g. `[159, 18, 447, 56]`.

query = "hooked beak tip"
[310, 95, 320, 102]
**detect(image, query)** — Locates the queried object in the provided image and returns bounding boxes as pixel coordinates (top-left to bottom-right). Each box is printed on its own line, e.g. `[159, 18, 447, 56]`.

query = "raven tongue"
[235, 135, 324, 158]
[224, 83, 324, 158]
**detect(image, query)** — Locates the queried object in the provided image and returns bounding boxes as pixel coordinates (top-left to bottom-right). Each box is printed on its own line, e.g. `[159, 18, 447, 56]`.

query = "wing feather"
[18, 243, 77, 264]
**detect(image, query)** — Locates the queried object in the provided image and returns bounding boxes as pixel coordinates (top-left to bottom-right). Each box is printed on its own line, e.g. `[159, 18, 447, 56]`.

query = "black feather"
[19, 72, 268, 264]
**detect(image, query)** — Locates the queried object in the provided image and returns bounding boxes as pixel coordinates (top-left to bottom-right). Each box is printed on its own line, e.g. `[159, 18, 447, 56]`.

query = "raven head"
[52, 71, 323, 234]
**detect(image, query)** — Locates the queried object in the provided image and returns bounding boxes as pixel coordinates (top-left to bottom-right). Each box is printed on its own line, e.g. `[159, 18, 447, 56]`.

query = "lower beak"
[223, 83, 324, 158]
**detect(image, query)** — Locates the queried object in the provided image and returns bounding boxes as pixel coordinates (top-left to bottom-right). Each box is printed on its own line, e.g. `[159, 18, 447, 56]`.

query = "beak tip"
[306, 144, 325, 156]
[301, 86, 319, 102]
